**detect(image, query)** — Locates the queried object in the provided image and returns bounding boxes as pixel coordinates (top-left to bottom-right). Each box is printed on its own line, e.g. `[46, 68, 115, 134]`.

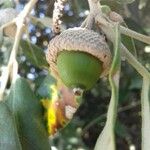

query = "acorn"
[46, 28, 111, 93]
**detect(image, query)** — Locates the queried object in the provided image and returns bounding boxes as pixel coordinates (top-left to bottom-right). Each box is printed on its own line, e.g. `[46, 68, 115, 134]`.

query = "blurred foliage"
[0, 0, 150, 150]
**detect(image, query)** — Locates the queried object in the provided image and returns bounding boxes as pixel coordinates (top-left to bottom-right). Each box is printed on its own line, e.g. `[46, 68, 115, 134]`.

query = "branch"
[120, 26, 150, 45]
[0, 0, 38, 101]
[121, 44, 150, 79]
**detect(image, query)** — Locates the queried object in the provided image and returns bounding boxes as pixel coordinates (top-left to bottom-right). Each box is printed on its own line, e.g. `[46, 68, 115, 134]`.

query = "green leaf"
[94, 24, 121, 150]
[0, 102, 22, 150]
[141, 77, 150, 150]
[6, 77, 51, 150]
[20, 40, 48, 69]
[36, 74, 56, 99]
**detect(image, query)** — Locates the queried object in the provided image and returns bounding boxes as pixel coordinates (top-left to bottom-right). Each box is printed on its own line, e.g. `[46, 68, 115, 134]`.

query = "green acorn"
[57, 50, 102, 90]
[47, 28, 111, 94]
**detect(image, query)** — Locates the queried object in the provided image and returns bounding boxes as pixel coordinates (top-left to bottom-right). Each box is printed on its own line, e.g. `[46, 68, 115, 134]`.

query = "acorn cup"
[46, 28, 111, 94]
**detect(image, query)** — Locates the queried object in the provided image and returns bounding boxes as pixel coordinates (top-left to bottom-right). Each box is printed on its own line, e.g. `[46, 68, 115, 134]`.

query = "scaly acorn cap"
[47, 27, 111, 78]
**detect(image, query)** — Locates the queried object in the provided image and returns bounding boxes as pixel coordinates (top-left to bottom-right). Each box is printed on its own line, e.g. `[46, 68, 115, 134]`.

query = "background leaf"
[0, 29, 4, 47]
[6, 77, 51, 150]
[121, 26, 137, 57]
[20, 40, 48, 69]
[36, 74, 56, 99]
[0, 102, 22, 150]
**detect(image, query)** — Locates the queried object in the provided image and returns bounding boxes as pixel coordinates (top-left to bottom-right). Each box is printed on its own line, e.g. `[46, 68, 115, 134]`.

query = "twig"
[95, 15, 150, 45]
[120, 26, 150, 45]
[52, 0, 67, 35]
[0, 0, 38, 101]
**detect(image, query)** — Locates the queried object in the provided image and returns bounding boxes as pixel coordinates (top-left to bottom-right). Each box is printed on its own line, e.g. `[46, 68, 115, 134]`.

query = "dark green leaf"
[0, 102, 22, 150]
[20, 40, 48, 69]
[6, 77, 51, 150]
